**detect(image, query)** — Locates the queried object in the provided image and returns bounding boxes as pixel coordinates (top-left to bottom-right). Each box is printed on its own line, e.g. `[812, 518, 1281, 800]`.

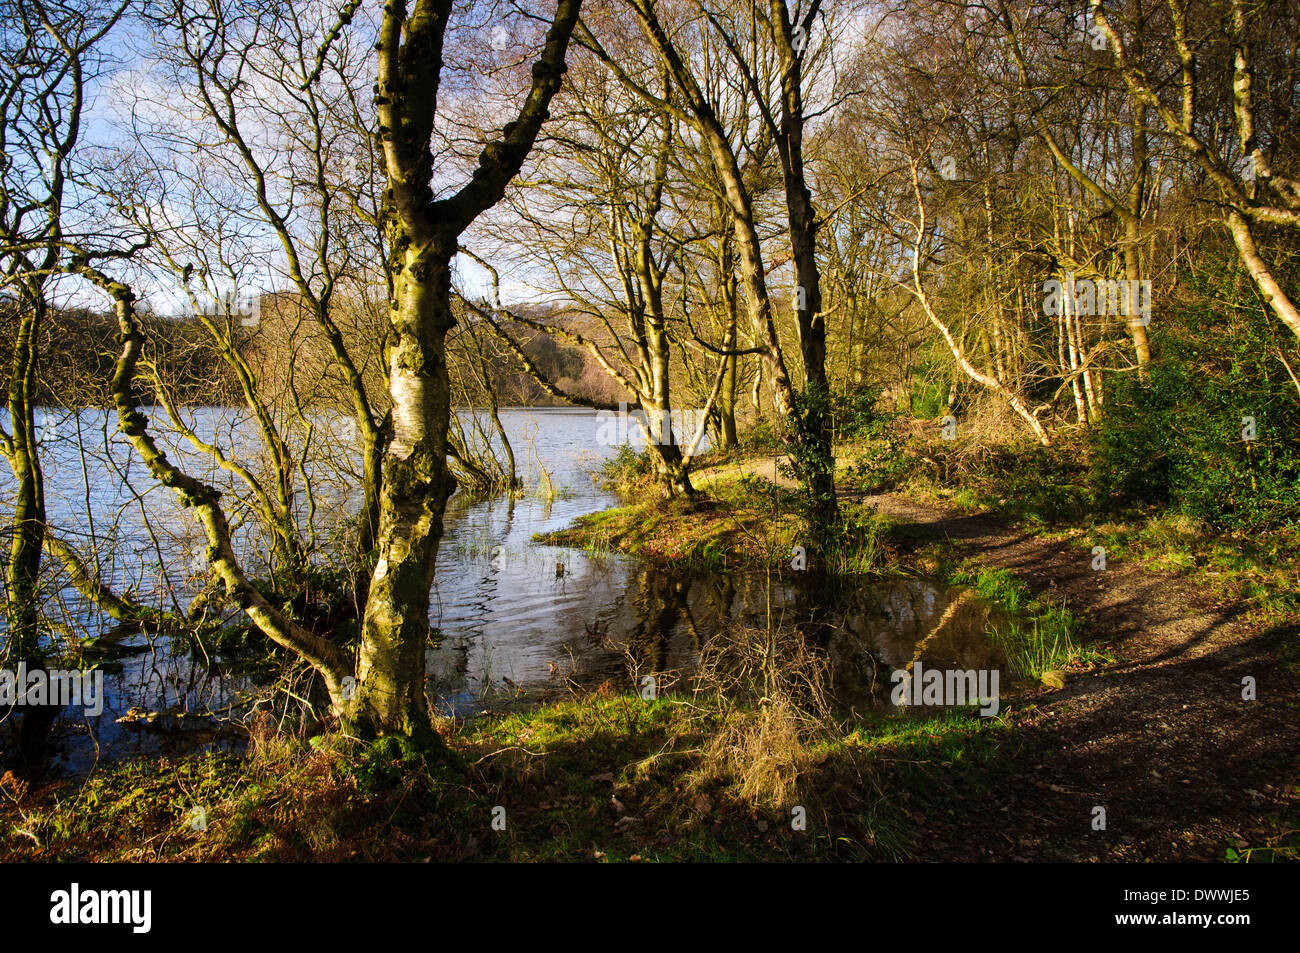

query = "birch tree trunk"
[355, 0, 582, 737]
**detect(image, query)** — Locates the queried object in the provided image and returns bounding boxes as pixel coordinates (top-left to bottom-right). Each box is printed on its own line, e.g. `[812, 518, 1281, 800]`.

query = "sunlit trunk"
[355, 252, 457, 738]
[357, 0, 582, 737]
[4, 294, 54, 755]
[772, 0, 836, 527]
[5, 299, 45, 660]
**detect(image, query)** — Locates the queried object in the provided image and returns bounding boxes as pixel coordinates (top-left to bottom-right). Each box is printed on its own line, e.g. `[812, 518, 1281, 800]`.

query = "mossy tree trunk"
[770, 0, 837, 529]
[4, 287, 45, 665]
[2, 284, 55, 755]
[354, 0, 582, 737]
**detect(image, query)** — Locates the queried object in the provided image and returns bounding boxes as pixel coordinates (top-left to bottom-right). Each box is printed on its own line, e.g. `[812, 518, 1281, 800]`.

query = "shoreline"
[4, 440, 1297, 862]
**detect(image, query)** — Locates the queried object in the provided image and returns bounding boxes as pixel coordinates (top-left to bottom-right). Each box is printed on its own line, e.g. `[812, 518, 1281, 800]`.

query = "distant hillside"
[5, 296, 628, 410]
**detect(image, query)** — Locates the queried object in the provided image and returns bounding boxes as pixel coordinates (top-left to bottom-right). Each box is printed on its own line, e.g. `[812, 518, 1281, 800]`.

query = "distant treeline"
[3, 302, 621, 409]
[0, 305, 239, 407]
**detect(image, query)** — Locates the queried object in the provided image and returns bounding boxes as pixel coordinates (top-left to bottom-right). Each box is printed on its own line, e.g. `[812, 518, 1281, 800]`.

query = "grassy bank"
[7, 421, 1295, 863]
[577, 426, 1300, 636]
[540, 453, 896, 575]
[895, 435, 1300, 631]
[2, 689, 1013, 862]
[539, 479, 802, 573]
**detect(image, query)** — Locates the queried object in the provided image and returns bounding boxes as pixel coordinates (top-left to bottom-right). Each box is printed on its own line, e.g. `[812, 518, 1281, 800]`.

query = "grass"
[825, 503, 895, 574]
[900, 433, 1096, 525]
[12, 420, 1289, 863]
[901, 432, 1300, 629]
[538, 475, 805, 573]
[1085, 512, 1300, 623]
[544, 454, 899, 576]
[991, 611, 1079, 682]
[4, 661, 1016, 862]
[579, 424, 1299, 628]
[1226, 838, 1300, 863]
[946, 564, 1107, 683]
[1225, 783, 1300, 863]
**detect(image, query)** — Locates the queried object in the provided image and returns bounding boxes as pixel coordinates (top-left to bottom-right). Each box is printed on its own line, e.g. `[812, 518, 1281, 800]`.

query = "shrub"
[832, 385, 892, 441]
[596, 443, 654, 493]
[737, 418, 781, 453]
[1089, 283, 1300, 531]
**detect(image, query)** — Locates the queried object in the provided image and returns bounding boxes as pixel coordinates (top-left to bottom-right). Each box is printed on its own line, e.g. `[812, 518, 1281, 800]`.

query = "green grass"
[542, 461, 901, 577]
[1226, 839, 1300, 863]
[1225, 791, 1300, 863]
[991, 610, 1079, 681]
[454, 692, 1017, 862]
[537, 475, 805, 573]
[897, 431, 1300, 629]
[4, 688, 1025, 863]
[1087, 513, 1300, 623]
[947, 564, 1107, 682]
[825, 503, 895, 574]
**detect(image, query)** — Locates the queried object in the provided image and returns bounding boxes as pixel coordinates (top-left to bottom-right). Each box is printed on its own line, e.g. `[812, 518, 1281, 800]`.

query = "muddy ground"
[863, 490, 1300, 861]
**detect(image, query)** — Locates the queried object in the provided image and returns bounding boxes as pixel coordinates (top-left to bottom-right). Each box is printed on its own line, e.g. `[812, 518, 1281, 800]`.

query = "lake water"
[1, 405, 1004, 772]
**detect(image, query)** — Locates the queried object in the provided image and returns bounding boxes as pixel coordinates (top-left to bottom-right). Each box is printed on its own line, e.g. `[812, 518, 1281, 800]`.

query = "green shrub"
[909, 370, 949, 419]
[737, 418, 781, 453]
[778, 381, 837, 529]
[596, 443, 653, 492]
[832, 385, 892, 441]
[1089, 281, 1300, 531]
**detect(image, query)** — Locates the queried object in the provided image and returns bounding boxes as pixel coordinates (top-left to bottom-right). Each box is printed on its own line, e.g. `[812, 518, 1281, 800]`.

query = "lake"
[0, 405, 1003, 773]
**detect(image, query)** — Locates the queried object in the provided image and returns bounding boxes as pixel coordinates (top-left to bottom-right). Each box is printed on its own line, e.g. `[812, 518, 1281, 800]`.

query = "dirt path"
[695, 453, 1299, 856]
[861, 490, 1300, 861]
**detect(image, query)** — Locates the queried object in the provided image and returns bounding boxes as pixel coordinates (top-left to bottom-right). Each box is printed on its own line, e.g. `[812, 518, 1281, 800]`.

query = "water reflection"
[6, 406, 1008, 772]
[438, 568, 1010, 717]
